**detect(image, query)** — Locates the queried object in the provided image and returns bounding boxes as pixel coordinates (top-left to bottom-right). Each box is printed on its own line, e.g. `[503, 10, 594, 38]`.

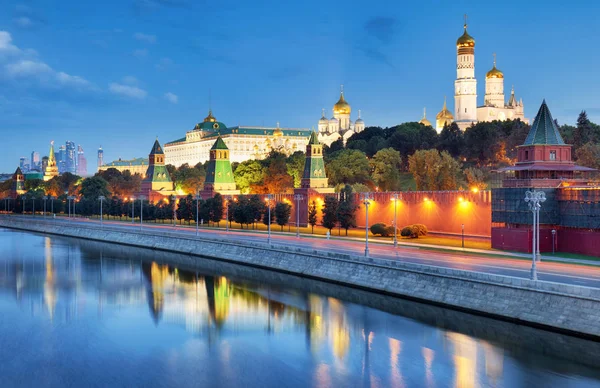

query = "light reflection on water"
[1, 230, 600, 388]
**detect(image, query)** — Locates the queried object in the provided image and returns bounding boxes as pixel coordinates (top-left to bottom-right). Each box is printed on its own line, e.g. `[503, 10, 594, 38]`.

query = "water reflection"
[1, 229, 600, 388]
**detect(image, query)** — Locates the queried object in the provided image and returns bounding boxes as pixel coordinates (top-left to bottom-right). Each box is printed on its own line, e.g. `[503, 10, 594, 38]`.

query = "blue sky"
[1, 0, 599, 173]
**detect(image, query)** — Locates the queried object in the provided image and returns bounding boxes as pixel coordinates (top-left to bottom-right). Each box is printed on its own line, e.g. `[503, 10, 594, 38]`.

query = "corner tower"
[454, 16, 477, 130]
[203, 137, 239, 194]
[43, 141, 59, 181]
[140, 139, 174, 199]
[301, 132, 329, 189]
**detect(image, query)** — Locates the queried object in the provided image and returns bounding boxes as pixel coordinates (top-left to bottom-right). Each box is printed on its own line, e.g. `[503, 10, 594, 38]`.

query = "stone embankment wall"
[1, 216, 599, 340]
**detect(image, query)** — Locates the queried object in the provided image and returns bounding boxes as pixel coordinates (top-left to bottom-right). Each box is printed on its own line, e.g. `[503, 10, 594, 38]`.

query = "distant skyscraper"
[57, 145, 66, 174]
[19, 157, 27, 172]
[76, 145, 87, 176]
[97, 146, 104, 172]
[66, 141, 76, 174]
[41, 156, 49, 173]
[31, 151, 40, 171]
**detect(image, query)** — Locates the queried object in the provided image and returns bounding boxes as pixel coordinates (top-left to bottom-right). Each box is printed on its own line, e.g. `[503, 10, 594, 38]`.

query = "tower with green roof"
[43, 141, 59, 181]
[203, 137, 239, 194]
[10, 167, 25, 198]
[301, 131, 329, 189]
[140, 139, 174, 198]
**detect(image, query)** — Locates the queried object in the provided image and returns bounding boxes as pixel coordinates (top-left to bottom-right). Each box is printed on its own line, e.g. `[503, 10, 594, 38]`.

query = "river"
[1, 228, 600, 388]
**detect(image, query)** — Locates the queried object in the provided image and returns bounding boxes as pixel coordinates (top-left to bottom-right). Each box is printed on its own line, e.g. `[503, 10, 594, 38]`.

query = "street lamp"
[43, 196, 48, 217]
[170, 195, 177, 227]
[50, 196, 55, 216]
[552, 229, 556, 254]
[266, 194, 273, 243]
[294, 194, 304, 238]
[461, 224, 465, 248]
[130, 196, 135, 223]
[224, 195, 231, 232]
[68, 196, 76, 218]
[361, 193, 373, 257]
[139, 195, 146, 230]
[195, 191, 202, 236]
[391, 193, 399, 247]
[99, 196, 106, 226]
[31, 196, 35, 216]
[525, 190, 546, 281]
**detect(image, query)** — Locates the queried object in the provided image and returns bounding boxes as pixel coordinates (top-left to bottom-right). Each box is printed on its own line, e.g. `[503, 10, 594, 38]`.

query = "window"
[549, 150, 557, 161]
[525, 150, 529, 160]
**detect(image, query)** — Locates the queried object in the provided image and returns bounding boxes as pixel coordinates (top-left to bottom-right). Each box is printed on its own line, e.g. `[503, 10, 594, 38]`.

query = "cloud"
[5, 59, 51, 77]
[4, 59, 94, 89]
[164, 92, 178, 104]
[357, 46, 394, 68]
[109, 82, 147, 99]
[364, 17, 397, 44]
[13, 17, 33, 29]
[134, 32, 156, 44]
[133, 48, 148, 58]
[0, 31, 20, 54]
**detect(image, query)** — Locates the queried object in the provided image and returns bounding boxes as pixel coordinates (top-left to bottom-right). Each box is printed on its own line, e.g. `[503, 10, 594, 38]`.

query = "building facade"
[76, 145, 87, 176]
[429, 19, 527, 133]
[98, 157, 149, 176]
[165, 110, 311, 168]
[317, 86, 365, 146]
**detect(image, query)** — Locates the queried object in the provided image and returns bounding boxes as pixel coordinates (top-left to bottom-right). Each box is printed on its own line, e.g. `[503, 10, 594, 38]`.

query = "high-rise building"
[57, 145, 67, 174]
[76, 145, 87, 176]
[66, 141, 76, 174]
[31, 151, 40, 171]
[19, 157, 28, 172]
[97, 146, 104, 172]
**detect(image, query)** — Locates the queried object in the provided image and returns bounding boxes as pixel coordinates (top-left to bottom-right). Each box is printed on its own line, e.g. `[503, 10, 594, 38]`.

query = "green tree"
[408, 149, 462, 190]
[387, 122, 438, 159]
[323, 138, 344, 156]
[79, 176, 110, 200]
[210, 193, 224, 225]
[437, 122, 464, 158]
[574, 111, 593, 148]
[286, 151, 306, 188]
[177, 194, 194, 224]
[325, 149, 371, 186]
[321, 195, 339, 232]
[262, 204, 274, 226]
[575, 141, 600, 169]
[274, 202, 292, 231]
[463, 122, 500, 165]
[262, 157, 294, 194]
[464, 167, 488, 190]
[172, 164, 205, 195]
[234, 160, 265, 194]
[337, 185, 358, 236]
[370, 148, 403, 191]
[308, 200, 318, 234]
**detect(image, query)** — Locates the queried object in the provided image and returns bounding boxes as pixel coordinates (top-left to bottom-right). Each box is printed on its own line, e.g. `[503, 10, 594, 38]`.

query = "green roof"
[14, 167, 23, 175]
[523, 100, 566, 146]
[103, 157, 148, 167]
[165, 126, 311, 146]
[308, 131, 320, 145]
[150, 139, 165, 155]
[211, 136, 228, 150]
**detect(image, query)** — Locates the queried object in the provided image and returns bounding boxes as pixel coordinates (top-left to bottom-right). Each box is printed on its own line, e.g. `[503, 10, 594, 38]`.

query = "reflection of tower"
[205, 275, 230, 329]
[446, 332, 477, 388]
[454, 16, 477, 130]
[142, 262, 168, 324]
[44, 237, 57, 320]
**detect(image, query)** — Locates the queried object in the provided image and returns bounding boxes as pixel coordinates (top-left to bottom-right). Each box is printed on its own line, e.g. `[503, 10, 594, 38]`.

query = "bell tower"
[454, 15, 477, 130]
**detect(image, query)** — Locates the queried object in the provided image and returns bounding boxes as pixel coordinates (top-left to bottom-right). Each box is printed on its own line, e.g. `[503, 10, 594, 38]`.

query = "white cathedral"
[317, 86, 365, 146]
[421, 19, 527, 133]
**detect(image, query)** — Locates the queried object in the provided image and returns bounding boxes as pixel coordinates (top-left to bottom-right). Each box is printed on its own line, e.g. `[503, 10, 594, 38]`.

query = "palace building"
[317, 86, 365, 146]
[428, 19, 527, 133]
[164, 109, 311, 168]
[98, 157, 149, 177]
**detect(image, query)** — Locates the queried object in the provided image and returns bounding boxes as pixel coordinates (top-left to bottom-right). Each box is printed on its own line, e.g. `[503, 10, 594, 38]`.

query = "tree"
[408, 149, 462, 190]
[574, 111, 593, 149]
[262, 204, 274, 226]
[210, 193, 224, 226]
[337, 185, 358, 235]
[177, 194, 194, 224]
[274, 202, 292, 231]
[286, 151, 306, 188]
[575, 141, 600, 169]
[437, 122, 464, 158]
[325, 149, 371, 186]
[370, 148, 403, 191]
[172, 164, 205, 195]
[464, 167, 488, 190]
[79, 176, 110, 200]
[234, 160, 265, 194]
[463, 122, 500, 165]
[308, 200, 318, 234]
[262, 157, 294, 194]
[321, 195, 338, 232]
[387, 122, 438, 159]
[323, 138, 344, 156]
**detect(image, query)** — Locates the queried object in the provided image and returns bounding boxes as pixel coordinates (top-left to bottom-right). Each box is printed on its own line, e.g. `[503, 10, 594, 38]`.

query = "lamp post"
[99, 196, 105, 227]
[525, 190, 546, 281]
[294, 194, 303, 238]
[224, 196, 231, 232]
[43, 196, 48, 217]
[50, 196, 54, 216]
[391, 193, 399, 247]
[65, 191, 70, 218]
[461, 224, 465, 248]
[139, 196, 145, 230]
[195, 191, 202, 236]
[552, 229, 556, 254]
[130, 196, 135, 223]
[31, 196, 35, 216]
[361, 193, 373, 257]
[266, 194, 273, 243]
[68, 196, 76, 218]
[170, 195, 177, 227]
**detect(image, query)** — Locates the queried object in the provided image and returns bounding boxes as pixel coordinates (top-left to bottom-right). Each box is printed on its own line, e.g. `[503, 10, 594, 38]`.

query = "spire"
[150, 139, 164, 155]
[523, 100, 566, 146]
[508, 86, 516, 107]
[341, 84, 344, 95]
[48, 141, 56, 163]
[493, 52, 496, 67]
[211, 136, 228, 150]
[464, 14, 468, 30]
[308, 131, 320, 145]
[443, 96, 447, 110]
[422, 107, 427, 120]
[358, 109, 362, 119]
[321, 108, 326, 118]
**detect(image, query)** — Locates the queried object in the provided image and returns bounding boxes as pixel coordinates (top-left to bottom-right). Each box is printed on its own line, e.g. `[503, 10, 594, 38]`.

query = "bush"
[385, 226, 397, 237]
[400, 226, 415, 238]
[412, 223, 428, 236]
[400, 224, 428, 239]
[370, 223, 388, 236]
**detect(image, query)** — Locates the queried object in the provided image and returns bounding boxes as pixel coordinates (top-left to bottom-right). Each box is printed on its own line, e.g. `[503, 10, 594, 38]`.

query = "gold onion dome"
[333, 90, 351, 115]
[273, 122, 283, 137]
[436, 98, 453, 120]
[486, 55, 503, 78]
[203, 109, 217, 123]
[456, 24, 475, 47]
[419, 108, 432, 127]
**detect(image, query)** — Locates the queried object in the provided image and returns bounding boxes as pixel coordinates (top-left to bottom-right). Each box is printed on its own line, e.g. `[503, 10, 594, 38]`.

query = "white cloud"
[56, 72, 92, 88]
[122, 75, 138, 85]
[133, 32, 156, 44]
[109, 83, 147, 99]
[133, 48, 148, 58]
[5, 59, 51, 77]
[14, 17, 33, 28]
[0, 31, 20, 54]
[164, 92, 178, 104]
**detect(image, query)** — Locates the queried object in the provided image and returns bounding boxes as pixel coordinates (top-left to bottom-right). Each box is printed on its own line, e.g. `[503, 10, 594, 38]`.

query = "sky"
[1, 0, 599, 173]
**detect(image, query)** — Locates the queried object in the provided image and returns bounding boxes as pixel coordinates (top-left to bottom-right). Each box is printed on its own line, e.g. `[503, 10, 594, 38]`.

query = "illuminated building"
[98, 157, 148, 176]
[201, 137, 240, 197]
[429, 19, 527, 133]
[139, 139, 175, 201]
[9, 167, 26, 198]
[76, 145, 87, 176]
[317, 86, 365, 146]
[43, 141, 59, 181]
[492, 101, 598, 256]
[164, 109, 311, 168]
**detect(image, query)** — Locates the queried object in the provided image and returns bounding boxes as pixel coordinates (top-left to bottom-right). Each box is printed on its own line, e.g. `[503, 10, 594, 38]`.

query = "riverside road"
[4, 214, 600, 289]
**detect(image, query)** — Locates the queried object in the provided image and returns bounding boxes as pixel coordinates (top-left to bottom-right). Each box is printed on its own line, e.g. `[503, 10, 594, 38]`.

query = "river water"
[1, 229, 600, 388]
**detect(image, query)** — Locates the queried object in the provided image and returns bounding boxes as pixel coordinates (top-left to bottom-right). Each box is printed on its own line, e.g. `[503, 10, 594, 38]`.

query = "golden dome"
[486, 55, 503, 78]
[273, 122, 283, 137]
[203, 109, 217, 123]
[419, 108, 432, 127]
[457, 25, 475, 48]
[436, 97, 454, 120]
[333, 87, 351, 115]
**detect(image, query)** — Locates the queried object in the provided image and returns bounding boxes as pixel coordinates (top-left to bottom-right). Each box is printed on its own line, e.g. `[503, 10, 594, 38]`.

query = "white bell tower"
[454, 15, 477, 130]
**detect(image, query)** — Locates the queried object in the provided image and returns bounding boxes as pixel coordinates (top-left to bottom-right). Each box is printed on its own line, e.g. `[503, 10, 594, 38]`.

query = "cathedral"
[317, 86, 365, 146]
[427, 19, 527, 133]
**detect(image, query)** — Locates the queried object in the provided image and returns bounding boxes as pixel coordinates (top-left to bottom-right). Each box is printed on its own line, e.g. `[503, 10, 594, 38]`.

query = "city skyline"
[1, 2, 599, 172]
